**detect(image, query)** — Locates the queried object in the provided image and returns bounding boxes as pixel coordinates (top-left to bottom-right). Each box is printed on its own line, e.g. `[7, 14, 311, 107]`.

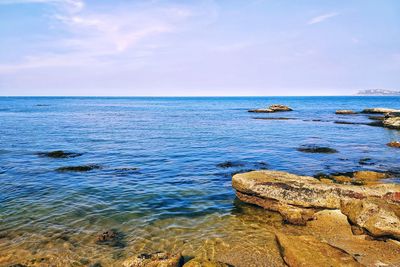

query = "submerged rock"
[122, 252, 183, 267]
[387, 141, 400, 148]
[361, 108, 400, 114]
[232, 170, 400, 239]
[358, 158, 375, 166]
[37, 150, 82, 158]
[248, 104, 292, 113]
[335, 110, 357, 115]
[216, 161, 244, 168]
[56, 165, 101, 172]
[96, 229, 125, 248]
[183, 258, 230, 267]
[275, 233, 361, 267]
[297, 145, 338, 154]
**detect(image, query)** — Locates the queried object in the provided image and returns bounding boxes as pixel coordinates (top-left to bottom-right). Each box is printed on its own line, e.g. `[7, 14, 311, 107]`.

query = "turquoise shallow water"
[0, 96, 400, 265]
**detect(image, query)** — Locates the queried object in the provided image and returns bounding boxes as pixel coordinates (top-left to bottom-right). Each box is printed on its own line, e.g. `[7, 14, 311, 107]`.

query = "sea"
[0, 96, 399, 266]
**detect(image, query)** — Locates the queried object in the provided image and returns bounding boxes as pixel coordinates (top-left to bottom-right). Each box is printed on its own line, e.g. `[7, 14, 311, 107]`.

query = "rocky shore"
[232, 170, 400, 266]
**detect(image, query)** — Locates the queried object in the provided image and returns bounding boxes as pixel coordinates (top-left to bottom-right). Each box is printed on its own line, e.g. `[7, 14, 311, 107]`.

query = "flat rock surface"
[276, 233, 362, 267]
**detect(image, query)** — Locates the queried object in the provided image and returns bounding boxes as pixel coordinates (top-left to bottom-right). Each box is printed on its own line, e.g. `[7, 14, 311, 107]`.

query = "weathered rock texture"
[232, 170, 400, 239]
[248, 104, 292, 113]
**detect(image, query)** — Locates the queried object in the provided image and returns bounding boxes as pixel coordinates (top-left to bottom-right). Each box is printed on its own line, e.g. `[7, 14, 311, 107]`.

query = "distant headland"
[357, 89, 400, 96]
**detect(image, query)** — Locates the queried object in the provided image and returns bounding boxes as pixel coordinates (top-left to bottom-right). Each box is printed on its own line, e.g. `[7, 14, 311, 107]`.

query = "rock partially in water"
[56, 165, 101, 172]
[314, 170, 390, 185]
[341, 198, 400, 240]
[275, 233, 361, 267]
[183, 258, 230, 267]
[248, 104, 292, 113]
[335, 110, 357, 115]
[216, 161, 244, 168]
[305, 209, 400, 266]
[383, 117, 400, 129]
[123, 252, 183, 267]
[368, 115, 385, 121]
[297, 145, 338, 154]
[232, 170, 400, 238]
[361, 108, 400, 114]
[96, 229, 125, 248]
[334, 121, 364, 125]
[387, 141, 400, 148]
[37, 150, 82, 158]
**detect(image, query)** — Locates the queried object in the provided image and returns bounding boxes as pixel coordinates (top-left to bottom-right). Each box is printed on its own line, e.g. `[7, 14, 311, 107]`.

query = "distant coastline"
[357, 89, 400, 96]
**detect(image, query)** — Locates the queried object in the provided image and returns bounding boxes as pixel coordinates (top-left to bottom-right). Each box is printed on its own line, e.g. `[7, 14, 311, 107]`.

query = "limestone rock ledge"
[232, 170, 400, 239]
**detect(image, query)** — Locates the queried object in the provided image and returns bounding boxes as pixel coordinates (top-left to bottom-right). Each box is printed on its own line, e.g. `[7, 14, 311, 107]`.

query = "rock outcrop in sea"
[335, 110, 357, 114]
[248, 104, 292, 113]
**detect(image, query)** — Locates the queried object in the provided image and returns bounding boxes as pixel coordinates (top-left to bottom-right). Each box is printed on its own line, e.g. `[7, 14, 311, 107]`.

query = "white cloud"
[307, 12, 339, 25]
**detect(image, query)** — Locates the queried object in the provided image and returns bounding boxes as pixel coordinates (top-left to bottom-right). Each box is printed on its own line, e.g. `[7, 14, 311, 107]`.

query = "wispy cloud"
[0, 1, 200, 72]
[307, 12, 339, 25]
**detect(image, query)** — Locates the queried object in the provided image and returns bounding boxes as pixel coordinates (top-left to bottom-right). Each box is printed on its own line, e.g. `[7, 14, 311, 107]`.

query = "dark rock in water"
[297, 145, 338, 154]
[387, 141, 400, 148]
[216, 161, 244, 168]
[249, 104, 292, 113]
[123, 252, 183, 267]
[96, 229, 125, 248]
[253, 117, 297, 120]
[368, 115, 385, 121]
[334, 121, 364, 125]
[56, 164, 101, 172]
[36, 104, 50, 107]
[359, 158, 375, 165]
[367, 121, 384, 127]
[335, 110, 357, 115]
[38, 150, 82, 158]
[89, 263, 102, 267]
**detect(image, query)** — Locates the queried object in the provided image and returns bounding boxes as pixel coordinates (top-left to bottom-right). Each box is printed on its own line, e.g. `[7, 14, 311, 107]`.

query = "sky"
[0, 0, 399, 96]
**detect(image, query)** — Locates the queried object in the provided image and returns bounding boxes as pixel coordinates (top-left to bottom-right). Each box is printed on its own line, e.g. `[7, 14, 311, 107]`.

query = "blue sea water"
[0, 96, 399, 264]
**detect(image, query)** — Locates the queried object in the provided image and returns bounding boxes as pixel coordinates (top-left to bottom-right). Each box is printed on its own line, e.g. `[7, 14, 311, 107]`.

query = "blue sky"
[1, 0, 399, 96]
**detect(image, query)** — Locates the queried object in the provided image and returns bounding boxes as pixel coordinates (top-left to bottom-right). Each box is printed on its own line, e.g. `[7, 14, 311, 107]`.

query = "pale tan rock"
[340, 198, 400, 240]
[248, 104, 292, 113]
[361, 108, 400, 114]
[232, 170, 400, 237]
[336, 110, 357, 114]
[275, 233, 361, 267]
[232, 170, 399, 209]
[306, 209, 400, 266]
[383, 117, 400, 129]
